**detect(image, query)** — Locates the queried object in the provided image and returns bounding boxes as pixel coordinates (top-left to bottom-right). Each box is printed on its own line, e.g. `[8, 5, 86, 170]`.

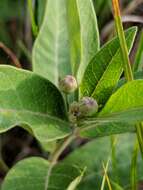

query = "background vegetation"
[0, 0, 143, 189]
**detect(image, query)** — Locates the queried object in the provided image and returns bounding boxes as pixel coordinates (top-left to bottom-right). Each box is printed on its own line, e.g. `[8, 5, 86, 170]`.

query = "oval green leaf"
[33, 0, 71, 85]
[62, 134, 143, 189]
[2, 157, 81, 190]
[0, 65, 71, 142]
[80, 27, 137, 105]
[67, 0, 100, 83]
[80, 80, 143, 138]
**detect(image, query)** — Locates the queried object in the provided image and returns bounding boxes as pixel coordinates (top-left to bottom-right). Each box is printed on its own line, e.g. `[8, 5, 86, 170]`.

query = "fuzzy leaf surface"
[2, 157, 81, 190]
[0, 65, 70, 142]
[33, 0, 71, 85]
[62, 134, 143, 189]
[67, 0, 100, 82]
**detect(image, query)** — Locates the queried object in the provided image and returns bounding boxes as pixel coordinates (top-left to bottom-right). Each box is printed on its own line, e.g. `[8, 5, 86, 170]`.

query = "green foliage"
[2, 134, 143, 190]
[33, 0, 71, 85]
[62, 134, 143, 190]
[0, 65, 70, 142]
[37, 0, 46, 27]
[100, 80, 143, 116]
[2, 157, 81, 190]
[0, 0, 143, 189]
[115, 71, 143, 90]
[0, 0, 24, 49]
[33, 0, 99, 85]
[67, 0, 100, 82]
[80, 27, 137, 105]
[133, 32, 143, 72]
[67, 168, 86, 190]
[2, 158, 49, 190]
[80, 80, 143, 138]
[0, 0, 24, 20]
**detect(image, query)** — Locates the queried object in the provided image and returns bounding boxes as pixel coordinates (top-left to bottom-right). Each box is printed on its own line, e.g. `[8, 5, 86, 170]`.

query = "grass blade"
[112, 0, 143, 159]
[102, 162, 113, 190]
[112, 0, 133, 81]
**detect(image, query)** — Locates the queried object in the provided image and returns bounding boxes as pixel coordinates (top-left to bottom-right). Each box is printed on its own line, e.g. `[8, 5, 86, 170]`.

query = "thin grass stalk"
[112, 0, 143, 158]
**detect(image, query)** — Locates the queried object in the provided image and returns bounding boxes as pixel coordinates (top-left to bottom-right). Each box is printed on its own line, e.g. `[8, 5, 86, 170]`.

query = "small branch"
[45, 128, 78, 190]
[0, 42, 22, 68]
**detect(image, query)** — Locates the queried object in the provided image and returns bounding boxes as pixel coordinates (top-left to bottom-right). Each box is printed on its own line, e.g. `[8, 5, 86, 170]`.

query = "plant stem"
[112, 0, 133, 81]
[64, 94, 69, 112]
[27, 0, 38, 37]
[131, 139, 139, 190]
[45, 129, 78, 190]
[112, 0, 143, 158]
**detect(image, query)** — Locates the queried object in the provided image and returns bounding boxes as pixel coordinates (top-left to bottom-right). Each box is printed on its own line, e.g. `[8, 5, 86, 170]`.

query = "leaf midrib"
[80, 106, 143, 128]
[0, 107, 67, 123]
[90, 32, 133, 97]
[54, 1, 60, 85]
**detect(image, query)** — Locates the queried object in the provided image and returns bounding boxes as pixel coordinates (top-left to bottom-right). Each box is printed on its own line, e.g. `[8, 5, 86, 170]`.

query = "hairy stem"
[45, 129, 78, 190]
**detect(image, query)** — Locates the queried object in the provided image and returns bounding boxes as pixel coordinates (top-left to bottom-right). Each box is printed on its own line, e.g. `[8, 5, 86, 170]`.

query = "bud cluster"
[69, 97, 98, 123]
[59, 76, 98, 123]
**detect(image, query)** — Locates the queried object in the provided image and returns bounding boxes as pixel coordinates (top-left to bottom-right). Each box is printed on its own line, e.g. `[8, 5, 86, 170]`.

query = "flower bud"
[78, 97, 98, 117]
[68, 97, 98, 122]
[68, 101, 80, 123]
[59, 75, 77, 94]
